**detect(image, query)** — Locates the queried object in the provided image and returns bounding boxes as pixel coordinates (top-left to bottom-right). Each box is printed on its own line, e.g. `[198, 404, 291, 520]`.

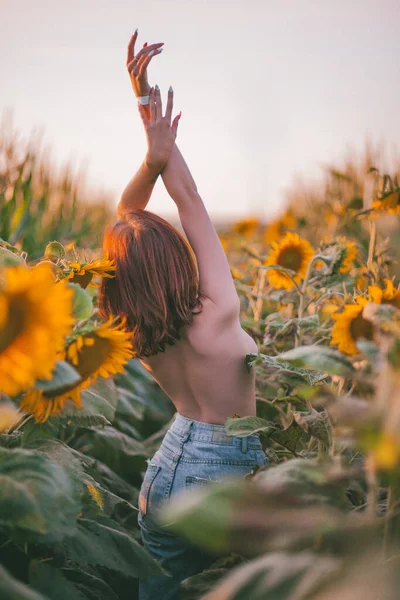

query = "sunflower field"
[1, 125, 400, 600]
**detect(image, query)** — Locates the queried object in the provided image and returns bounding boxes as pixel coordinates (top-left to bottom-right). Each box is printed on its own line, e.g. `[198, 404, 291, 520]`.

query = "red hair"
[99, 209, 202, 358]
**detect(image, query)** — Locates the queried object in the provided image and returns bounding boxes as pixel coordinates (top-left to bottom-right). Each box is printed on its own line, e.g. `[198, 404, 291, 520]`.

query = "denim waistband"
[169, 412, 262, 451]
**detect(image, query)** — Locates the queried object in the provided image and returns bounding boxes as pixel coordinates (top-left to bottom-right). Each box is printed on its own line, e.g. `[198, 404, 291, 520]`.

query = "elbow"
[116, 197, 128, 221]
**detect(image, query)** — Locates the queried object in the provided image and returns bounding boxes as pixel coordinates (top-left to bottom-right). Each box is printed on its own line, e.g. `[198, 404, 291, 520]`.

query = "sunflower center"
[43, 380, 81, 399]
[73, 335, 111, 380]
[70, 271, 93, 289]
[349, 314, 374, 342]
[0, 296, 26, 353]
[277, 248, 303, 272]
[383, 297, 400, 310]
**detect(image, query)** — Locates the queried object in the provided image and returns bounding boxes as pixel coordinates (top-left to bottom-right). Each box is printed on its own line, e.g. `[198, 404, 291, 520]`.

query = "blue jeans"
[137, 413, 267, 599]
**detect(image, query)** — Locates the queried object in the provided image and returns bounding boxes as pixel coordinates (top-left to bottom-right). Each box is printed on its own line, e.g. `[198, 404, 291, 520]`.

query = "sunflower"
[21, 317, 134, 422]
[368, 279, 400, 310]
[0, 264, 74, 397]
[338, 241, 358, 274]
[330, 298, 374, 355]
[265, 232, 314, 290]
[314, 239, 357, 272]
[65, 258, 116, 289]
[263, 210, 297, 245]
[355, 267, 371, 292]
[233, 218, 260, 237]
[319, 294, 344, 322]
[366, 432, 400, 472]
[371, 191, 400, 215]
[219, 235, 230, 253]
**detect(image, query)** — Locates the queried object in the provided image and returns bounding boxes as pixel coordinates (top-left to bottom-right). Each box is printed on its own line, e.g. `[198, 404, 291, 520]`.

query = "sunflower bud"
[44, 241, 66, 260]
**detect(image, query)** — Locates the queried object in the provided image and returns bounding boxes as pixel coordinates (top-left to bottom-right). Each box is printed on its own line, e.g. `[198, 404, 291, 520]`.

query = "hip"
[138, 413, 267, 528]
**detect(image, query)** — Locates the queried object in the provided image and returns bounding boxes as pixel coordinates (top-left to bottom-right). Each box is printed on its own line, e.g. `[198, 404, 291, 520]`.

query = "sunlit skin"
[114, 32, 258, 424]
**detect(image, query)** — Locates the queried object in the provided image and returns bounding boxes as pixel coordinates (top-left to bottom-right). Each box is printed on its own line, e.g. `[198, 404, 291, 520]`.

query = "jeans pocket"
[139, 464, 161, 516]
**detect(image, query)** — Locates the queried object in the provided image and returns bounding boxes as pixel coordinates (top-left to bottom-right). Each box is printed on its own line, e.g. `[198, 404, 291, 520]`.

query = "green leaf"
[65, 516, 167, 578]
[49, 376, 118, 430]
[276, 345, 355, 377]
[245, 353, 263, 368]
[161, 484, 240, 552]
[0, 245, 25, 267]
[270, 420, 303, 454]
[21, 419, 59, 446]
[116, 387, 145, 421]
[225, 416, 275, 438]
[80, 377, 118, 423]
[260, 264, 297, 277]
[82, 474, 138, 515]
[161, 478, 342, 555]
[201, 551, 341, 600]
[58, 567, 119, 600]
[68, 282, 93, 320]
[57, 412, 111, 428]
[115, 361, 175, 424]
[356, 340, 381, 363]
[293, 410, 332, 446]
[0, 446, 81, 542]
[181, 567, 233, 600]
[30, 562, 86, 600]
[35, 361, 81, 393]
[0, 565, 48, 600]
[0, 432, 23, 448]
[256, 458, 351, 510]
[73, 426, 148, 483]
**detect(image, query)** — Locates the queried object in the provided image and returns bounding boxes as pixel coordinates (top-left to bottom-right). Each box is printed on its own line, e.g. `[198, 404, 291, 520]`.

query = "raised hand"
[139, 86, 182, 173]
[126, 30, 164, 98]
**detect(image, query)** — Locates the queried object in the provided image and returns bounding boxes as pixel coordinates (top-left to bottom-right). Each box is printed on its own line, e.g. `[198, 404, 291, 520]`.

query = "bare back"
[140, 299, 258, 424]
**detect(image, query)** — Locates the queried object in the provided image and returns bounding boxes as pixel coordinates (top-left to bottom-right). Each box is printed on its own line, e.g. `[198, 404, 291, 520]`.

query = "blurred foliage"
[0, 119, 113, 258]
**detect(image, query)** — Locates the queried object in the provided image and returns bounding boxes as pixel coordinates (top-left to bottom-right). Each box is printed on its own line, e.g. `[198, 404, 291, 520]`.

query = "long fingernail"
[149, 50, 155, 57]
[134, 28, 138, 34]
[143, 42, 148, 48]
[169, 86, 173, 93]
[158, 48, 163, 53]
[155, 84, 160, 91]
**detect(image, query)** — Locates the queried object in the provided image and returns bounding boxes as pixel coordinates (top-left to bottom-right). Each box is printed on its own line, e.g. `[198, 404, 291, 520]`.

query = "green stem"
[383, 485, 392, 558]
[317, 440, 327, 459]
[296, 254, 321, 346]
[366, 460, 377, 520]
[8, 413, 34, 434]
[367, 220, 377, 271]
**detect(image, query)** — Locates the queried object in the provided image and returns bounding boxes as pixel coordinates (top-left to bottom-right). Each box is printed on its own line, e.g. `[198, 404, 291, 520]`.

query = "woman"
[99, 31, 266, 600]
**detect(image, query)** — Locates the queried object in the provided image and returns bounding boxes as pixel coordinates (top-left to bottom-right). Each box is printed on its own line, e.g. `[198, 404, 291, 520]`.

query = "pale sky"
[1, 0, 399, 219]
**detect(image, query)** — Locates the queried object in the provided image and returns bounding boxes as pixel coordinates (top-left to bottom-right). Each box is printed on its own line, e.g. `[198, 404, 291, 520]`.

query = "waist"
[168, 412, 262, 449]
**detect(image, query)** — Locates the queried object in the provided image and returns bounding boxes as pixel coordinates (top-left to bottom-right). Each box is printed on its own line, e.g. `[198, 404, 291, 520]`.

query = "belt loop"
[241, 436, 248, 454]
[183, 419, 193, 442]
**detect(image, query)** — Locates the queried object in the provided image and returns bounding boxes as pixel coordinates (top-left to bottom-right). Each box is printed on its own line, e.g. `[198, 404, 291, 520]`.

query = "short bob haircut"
[99, 209, 203, 358]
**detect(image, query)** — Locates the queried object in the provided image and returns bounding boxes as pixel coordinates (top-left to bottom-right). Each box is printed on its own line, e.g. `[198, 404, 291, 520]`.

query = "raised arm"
[157, 88, 240, 315]
[117, 32, 165, 219]
[118, 86, 181, 219]
[121, 33, 239, 316]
